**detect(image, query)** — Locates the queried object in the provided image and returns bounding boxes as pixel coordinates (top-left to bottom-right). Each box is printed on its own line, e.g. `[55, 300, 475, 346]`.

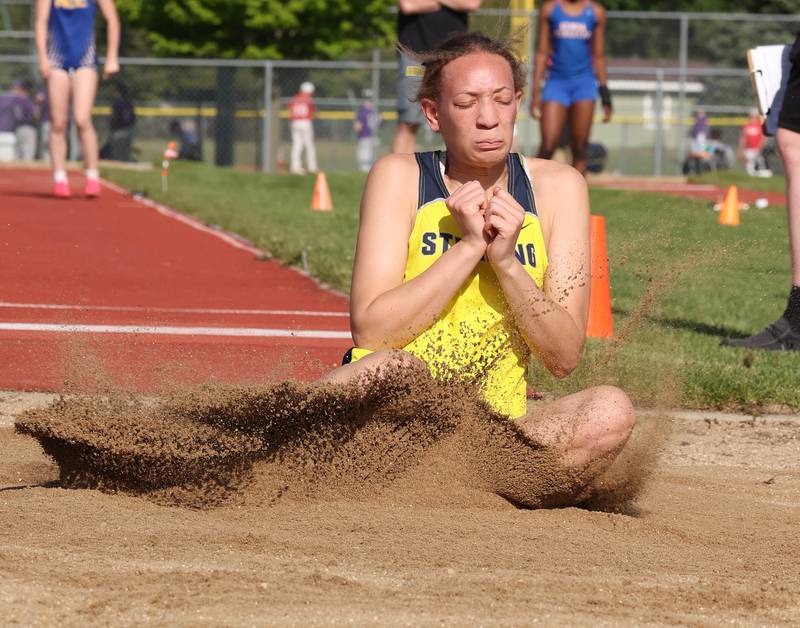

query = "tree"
[115, 0, 395, 60]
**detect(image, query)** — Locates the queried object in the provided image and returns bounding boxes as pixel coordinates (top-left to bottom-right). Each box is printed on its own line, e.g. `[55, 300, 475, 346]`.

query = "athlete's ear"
[420, 98, 440, 132]
[515, 90, 523, 110]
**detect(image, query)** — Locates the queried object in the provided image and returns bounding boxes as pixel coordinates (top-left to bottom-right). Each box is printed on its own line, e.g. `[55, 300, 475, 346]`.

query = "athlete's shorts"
[542, 74, 598, 108]
[341, 347, 372, 365]
[778, 64, 800, 134]
[47, 39, 97, 73]
[396, 52, 425, 126]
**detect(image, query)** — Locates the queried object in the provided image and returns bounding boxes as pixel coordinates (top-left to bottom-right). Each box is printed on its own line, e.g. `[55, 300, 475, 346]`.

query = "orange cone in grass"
[717, 185, 740, 226]
[587, 214, 613, 338]
[311, 171, 333, 212]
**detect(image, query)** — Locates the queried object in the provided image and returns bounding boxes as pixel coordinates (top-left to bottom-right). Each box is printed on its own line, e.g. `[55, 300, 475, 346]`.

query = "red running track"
[590, 178, 788, 206]
[0, 168, 352, 392]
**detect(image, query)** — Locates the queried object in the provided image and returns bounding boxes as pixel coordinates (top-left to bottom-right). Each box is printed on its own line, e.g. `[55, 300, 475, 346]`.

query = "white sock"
[85, 169, 99, 181]
[53, 170, 68, 184]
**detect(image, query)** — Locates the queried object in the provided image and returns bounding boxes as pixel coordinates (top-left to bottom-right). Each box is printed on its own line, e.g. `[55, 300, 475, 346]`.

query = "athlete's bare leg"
[777, 128, 800, 285]
[71, 67, 99, 171]
[537, 100, 568, 159]
[47, 69, 71, 174]
[392, 122, 420, 154]
[517, 385, 635, 489]
[568, 99, 597, 175]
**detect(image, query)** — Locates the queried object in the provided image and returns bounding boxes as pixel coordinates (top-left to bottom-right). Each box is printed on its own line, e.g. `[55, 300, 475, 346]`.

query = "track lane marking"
[0, 322, 352, 339]
[0, 302, 349, 317]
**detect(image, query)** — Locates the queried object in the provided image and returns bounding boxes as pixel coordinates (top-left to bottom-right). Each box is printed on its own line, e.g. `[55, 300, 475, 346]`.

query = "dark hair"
[403, 32, 527, 103]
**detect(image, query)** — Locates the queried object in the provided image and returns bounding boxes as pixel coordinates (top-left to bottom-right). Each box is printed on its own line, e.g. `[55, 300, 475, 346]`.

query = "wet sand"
[1, 389, 799, 625]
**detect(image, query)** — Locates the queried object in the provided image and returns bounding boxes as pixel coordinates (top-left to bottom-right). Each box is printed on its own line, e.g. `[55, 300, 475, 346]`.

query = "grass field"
[103, 163, 800, 412]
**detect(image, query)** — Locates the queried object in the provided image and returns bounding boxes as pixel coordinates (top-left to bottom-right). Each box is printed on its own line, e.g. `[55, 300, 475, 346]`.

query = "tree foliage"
[115, 0, 396, 59]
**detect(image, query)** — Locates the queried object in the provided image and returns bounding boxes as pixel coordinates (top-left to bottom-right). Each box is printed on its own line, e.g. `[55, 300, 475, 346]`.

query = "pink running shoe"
[84, 178, 101, 198]
[53, 181, 71, 198]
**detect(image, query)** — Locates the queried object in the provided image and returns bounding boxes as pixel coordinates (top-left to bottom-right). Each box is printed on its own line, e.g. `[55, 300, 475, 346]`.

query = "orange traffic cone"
[311, 171, 333, 212]
[587, 214, 613, 338]
[717, 185, 740, 226]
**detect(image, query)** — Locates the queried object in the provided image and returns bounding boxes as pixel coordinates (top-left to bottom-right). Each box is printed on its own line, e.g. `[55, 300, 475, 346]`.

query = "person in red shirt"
[739, 108, 771, 177]
[289, 81, 318, 175]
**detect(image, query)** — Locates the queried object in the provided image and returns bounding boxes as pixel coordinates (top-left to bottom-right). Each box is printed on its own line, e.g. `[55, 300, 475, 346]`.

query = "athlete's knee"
[50, 117, 68, 134]
[570, 141, 589, 163]
[73, 115, 94, 132]
[537, 142, 557, 159]
[589, 385, 636, 445]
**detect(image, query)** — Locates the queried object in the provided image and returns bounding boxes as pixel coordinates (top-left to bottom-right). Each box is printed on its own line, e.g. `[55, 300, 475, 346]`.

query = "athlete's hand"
[446, 180, 489, 253]
[103, 58, 120, 80]
[529, 92, 542, 120]
[485, 187, 525, 272]
[38, 59, 50, 80]
[602, 104, 612, 123]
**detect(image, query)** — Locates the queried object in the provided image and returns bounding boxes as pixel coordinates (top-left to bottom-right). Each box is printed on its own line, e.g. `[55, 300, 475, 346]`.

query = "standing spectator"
[530, 0, 612, 175]
[168, 119, 202, 162]
[391, 0, 482, 154]
[11, 80, 38, 161]
[35, 88, 50, 161]
[0, 85, 16, 161]
[35, 0, 120, 198]
[100, 81, 135, 161]
[722, 34, 800, 350]
[690, 107, 709, 153]
[739, 108, 771, 177]
[289, 81, 317, 175]
[354, 92, 380, 172]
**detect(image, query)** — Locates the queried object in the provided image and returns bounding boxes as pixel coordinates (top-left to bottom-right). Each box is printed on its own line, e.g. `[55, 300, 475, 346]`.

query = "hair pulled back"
[403, 32, 527, 104]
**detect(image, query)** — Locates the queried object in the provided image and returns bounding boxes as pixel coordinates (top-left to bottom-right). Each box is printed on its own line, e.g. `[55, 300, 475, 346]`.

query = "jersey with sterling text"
[350, 151, 548, 418]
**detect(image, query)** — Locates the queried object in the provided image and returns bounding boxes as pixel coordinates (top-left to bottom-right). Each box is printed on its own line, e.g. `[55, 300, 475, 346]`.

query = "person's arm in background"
[529, 2, 553, 120]
[592, 2, 612, 123]
[34, 0, 51, 80]
[96, 0, 120, 79]
[397, 0, 482, 14]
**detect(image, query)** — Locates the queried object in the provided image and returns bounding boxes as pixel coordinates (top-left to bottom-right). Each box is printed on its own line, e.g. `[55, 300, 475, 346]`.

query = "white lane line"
[0, 322, 352, 339]
[0, 302, 349, 317]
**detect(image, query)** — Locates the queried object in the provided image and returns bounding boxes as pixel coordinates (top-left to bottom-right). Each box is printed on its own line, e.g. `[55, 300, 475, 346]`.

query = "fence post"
[676, 12, 689, 175]
[371, 48, 380, 152]
[655, 69, 664, 176]
[262, 61, 273, 174]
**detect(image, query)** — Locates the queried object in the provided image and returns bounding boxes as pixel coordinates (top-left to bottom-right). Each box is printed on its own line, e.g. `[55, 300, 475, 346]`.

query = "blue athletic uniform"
[542, 0, 598, 107]
[47, 0, 97, 72]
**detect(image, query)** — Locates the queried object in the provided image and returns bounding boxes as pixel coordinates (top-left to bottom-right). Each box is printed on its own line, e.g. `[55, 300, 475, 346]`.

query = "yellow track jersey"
[352, 151, 548, 418]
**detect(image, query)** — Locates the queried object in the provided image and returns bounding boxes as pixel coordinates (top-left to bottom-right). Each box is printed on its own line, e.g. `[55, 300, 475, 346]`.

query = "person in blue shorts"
[530, 0, 611, 175]
[35, 0, 120, 198]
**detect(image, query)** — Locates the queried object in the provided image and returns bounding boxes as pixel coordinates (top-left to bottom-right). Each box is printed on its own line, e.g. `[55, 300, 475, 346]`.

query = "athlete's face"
[421, 52, 521, 167]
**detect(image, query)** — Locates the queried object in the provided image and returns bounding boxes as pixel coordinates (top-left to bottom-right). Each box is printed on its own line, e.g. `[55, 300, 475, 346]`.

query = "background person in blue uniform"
[530, 0, 611, 176]
[35, 0, 120, 198]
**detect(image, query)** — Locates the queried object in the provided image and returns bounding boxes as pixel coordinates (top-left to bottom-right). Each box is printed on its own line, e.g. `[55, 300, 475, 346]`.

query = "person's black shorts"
[779, 36, 800, 133]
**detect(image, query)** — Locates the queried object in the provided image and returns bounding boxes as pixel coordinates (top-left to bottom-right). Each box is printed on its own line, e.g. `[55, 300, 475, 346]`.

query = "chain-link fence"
[2, 8, 800, 175]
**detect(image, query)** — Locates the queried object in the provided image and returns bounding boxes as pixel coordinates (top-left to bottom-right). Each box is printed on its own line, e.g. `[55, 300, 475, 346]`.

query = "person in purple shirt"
[10, 80, 38, 160]
[354, 93, 381, 172]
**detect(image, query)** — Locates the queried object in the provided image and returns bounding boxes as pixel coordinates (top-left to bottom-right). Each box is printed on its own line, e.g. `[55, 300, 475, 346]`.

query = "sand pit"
[2, 387, 799, 624]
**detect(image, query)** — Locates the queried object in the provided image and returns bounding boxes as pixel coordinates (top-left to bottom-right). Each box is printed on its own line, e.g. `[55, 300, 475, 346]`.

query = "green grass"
[102, 163, 800, 412]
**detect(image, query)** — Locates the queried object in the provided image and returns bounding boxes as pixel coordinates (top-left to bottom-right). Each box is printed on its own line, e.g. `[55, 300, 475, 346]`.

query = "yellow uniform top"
[350, 151, 548, 418]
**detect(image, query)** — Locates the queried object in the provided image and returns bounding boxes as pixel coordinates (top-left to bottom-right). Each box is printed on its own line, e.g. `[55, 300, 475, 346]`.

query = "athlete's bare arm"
[591, 3, 611, 122]
[397, 0, 481, 14]
[96, 0, 120, 78]
[488, 158, 590, 378]
[530, 1, 554, 119]
[34, 0, 51, 79]
[349, 154, 488, 349]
